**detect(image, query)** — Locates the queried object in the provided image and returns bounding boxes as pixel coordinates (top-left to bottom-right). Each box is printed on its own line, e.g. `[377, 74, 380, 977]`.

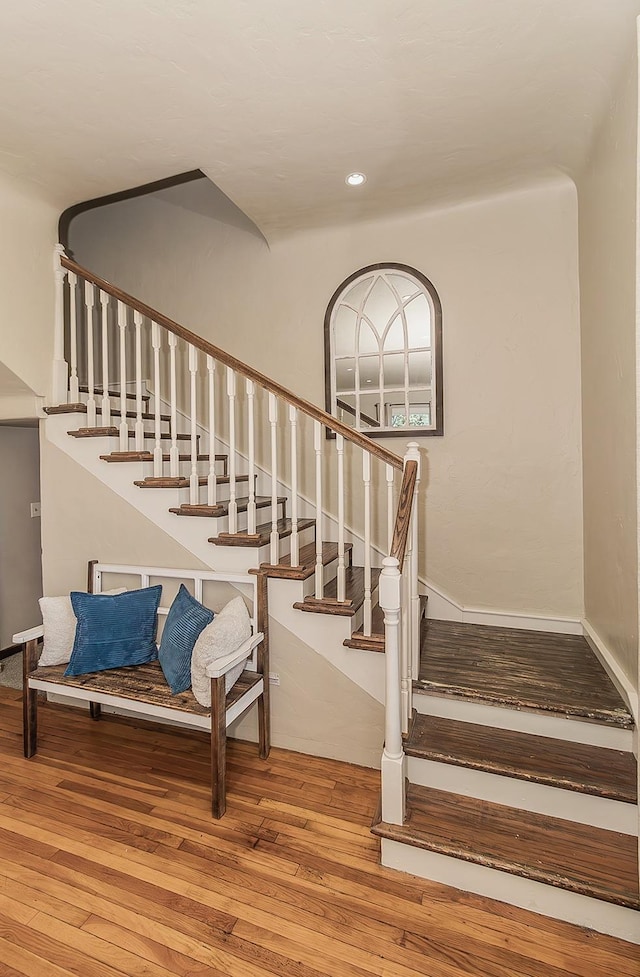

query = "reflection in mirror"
[325, 264, 443, 437]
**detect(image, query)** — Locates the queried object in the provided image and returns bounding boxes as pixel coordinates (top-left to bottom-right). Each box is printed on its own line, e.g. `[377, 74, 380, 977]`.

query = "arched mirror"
[325, 263, 443, 437]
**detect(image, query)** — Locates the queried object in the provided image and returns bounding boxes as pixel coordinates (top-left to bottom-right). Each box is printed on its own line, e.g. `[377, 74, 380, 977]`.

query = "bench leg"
[22, 639, 38, 758]
[258, 688, 270, 760]
[89, 702, 102, 721]
[210, 675, 226, 819]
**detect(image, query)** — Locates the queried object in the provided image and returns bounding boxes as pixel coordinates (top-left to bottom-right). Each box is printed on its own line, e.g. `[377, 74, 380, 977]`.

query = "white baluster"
[68, 272, 79, 402]
[52, 244, 68, 404]
[188, 344, 199, 504]
[207, 356, 217, 506]
[118, 301, 128, 451]
[269, 394, 279, 565]
[363, 450, 372, 635]
[289, 405, 300, 567]
[99, 290, 111, 428]
[314, 421, 324, 599]
[379, 556, 405, 825]
[227, 369, 238, 533]
[168, 332, 179, 476]
[386, 463, 395, 552]
[151, 323, 162, 475]
[84, 281, 96, 427]
[133, 311, 144, 450]
[406, 442, 422, 683]
[246, 380, 257, 534]
[336, 434, 346, 602]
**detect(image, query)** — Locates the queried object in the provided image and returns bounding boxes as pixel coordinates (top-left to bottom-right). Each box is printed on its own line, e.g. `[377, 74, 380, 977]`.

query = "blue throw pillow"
[65, 585, 162, 677]
[158, 584, 214, 694]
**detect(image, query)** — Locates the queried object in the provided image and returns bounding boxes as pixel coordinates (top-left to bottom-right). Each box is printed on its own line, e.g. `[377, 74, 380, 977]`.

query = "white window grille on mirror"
[324, 263, 443, 437]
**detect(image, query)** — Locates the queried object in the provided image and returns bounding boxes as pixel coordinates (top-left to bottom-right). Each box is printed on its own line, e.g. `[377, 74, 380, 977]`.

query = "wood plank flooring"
[0, 688, 637, 976]
[418, 620, 633, 726]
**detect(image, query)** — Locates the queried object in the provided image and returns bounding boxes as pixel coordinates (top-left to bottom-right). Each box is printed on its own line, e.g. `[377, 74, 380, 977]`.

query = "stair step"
[68, 428, 198, 442]
[293, 565, 382, 617]
[210, 517, 315, 548]
[134, 474, 250, 489]
[344, 595, 429, 651]
[405, 714, 638, 803]
[45, 404, 171, 422]
[79, 385, 151, 403]
[170, 496, 287, 519]
[417, 619, 634, 728]
[100, 451, 228, 471]
[255, 541, 353, 581]
[372, 783, 640, 909]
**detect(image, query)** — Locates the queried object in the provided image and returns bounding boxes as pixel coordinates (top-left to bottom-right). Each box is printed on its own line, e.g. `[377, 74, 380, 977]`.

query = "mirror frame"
[324, 262, 444, 438]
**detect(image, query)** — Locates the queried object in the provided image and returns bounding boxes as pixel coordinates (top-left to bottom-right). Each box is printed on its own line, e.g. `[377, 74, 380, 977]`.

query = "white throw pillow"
[38, 588, 127, 666]
[191, 596, 252, 706]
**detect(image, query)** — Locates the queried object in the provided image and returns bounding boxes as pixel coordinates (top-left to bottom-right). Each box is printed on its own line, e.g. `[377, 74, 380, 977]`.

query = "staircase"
[45, 249, 639, 944]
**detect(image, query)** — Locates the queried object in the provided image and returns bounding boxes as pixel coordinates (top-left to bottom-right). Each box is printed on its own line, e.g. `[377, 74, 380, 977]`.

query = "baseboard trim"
[419, 579, 582, 635]
[582, 619, 638, 727]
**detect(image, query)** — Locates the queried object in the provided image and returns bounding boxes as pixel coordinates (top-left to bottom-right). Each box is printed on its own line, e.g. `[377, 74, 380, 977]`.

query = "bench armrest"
[205, 632, 264, 679]
[13, 625, 44, 643]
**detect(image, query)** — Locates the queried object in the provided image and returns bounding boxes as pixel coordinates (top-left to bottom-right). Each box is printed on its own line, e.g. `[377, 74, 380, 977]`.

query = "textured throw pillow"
[64, 585, 162, 677]
[158, 584, 214, 695]
[191, 596, 252, 707]
[38, 588, 127, 666]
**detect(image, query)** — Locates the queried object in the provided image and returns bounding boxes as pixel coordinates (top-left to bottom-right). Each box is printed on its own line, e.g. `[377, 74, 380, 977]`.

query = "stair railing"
[53, 247, 420, 822]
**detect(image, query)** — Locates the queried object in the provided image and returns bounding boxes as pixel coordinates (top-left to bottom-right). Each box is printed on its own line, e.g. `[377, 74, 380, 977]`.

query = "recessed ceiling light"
[346, 172, 367, 187]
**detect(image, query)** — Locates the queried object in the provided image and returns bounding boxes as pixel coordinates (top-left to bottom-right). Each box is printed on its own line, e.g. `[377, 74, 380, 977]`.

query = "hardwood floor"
[0, 688, 636, 976]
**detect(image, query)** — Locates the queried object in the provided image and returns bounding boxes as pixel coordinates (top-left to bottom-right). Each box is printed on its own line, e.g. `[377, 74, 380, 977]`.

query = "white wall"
[0, 169, 59, 400]
[0, 426, 42, 646]
[577, 39, 639, 691]
[70, 177, 584, 619]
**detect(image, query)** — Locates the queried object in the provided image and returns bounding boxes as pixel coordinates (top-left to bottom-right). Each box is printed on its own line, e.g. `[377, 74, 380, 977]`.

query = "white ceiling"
[0, 0, 638, 237]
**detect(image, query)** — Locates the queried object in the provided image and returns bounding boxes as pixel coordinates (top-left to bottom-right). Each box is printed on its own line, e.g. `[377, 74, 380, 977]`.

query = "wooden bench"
[14, 561, 270, 818]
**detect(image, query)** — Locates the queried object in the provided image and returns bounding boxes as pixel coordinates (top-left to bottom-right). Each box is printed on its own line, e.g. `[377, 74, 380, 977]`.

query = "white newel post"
[405, 442, 422, 682]
[380, 556, 405, 825]
[52, 244, 69, 405]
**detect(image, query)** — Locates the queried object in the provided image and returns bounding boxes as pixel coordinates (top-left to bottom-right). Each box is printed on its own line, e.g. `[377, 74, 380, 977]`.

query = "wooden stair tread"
[372, 783, 640, 909]
[405, 714, 638, 803]
[210, 517, 315, 547]
[79, 385, 151, 402]
[170, 496, 287, 519]
[45, 404, 171, 422]
[69, 428, 197, 442]
[345, 595, 428, 651]
[100, 451, 227, 465]
[417, 619, 634, 728]
[256, 541, 353, 580]
[135, 474, 250, 489]
[293, 566, 382, 617]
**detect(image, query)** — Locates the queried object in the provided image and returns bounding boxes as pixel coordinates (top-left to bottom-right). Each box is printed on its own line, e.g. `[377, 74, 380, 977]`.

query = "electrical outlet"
[269, 673, 280, 686]
[30, 502, 41, 518]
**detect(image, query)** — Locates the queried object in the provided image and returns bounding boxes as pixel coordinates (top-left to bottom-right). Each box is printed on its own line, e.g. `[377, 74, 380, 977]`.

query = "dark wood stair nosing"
[413, 680, 636, 730]
[78, 385, 151, 402]
[170, 496, 287, 520]
[256, 541, 353, 581]
[68, 428, 198, 442]
[135, 474, 251, 489]
[209, 517, 316, 548]
[45, 404, 171, 422]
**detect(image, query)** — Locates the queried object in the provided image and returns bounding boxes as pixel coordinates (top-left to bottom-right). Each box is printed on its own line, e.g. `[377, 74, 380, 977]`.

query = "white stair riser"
[414, 690, 634, 751]
[406, 755, 637, 834]
[380, 838, 640, 944]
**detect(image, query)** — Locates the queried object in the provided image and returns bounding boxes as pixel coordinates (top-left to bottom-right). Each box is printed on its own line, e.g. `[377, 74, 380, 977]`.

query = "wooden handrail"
[61, 256, 403, 470]
[390, 461, 418, 566]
